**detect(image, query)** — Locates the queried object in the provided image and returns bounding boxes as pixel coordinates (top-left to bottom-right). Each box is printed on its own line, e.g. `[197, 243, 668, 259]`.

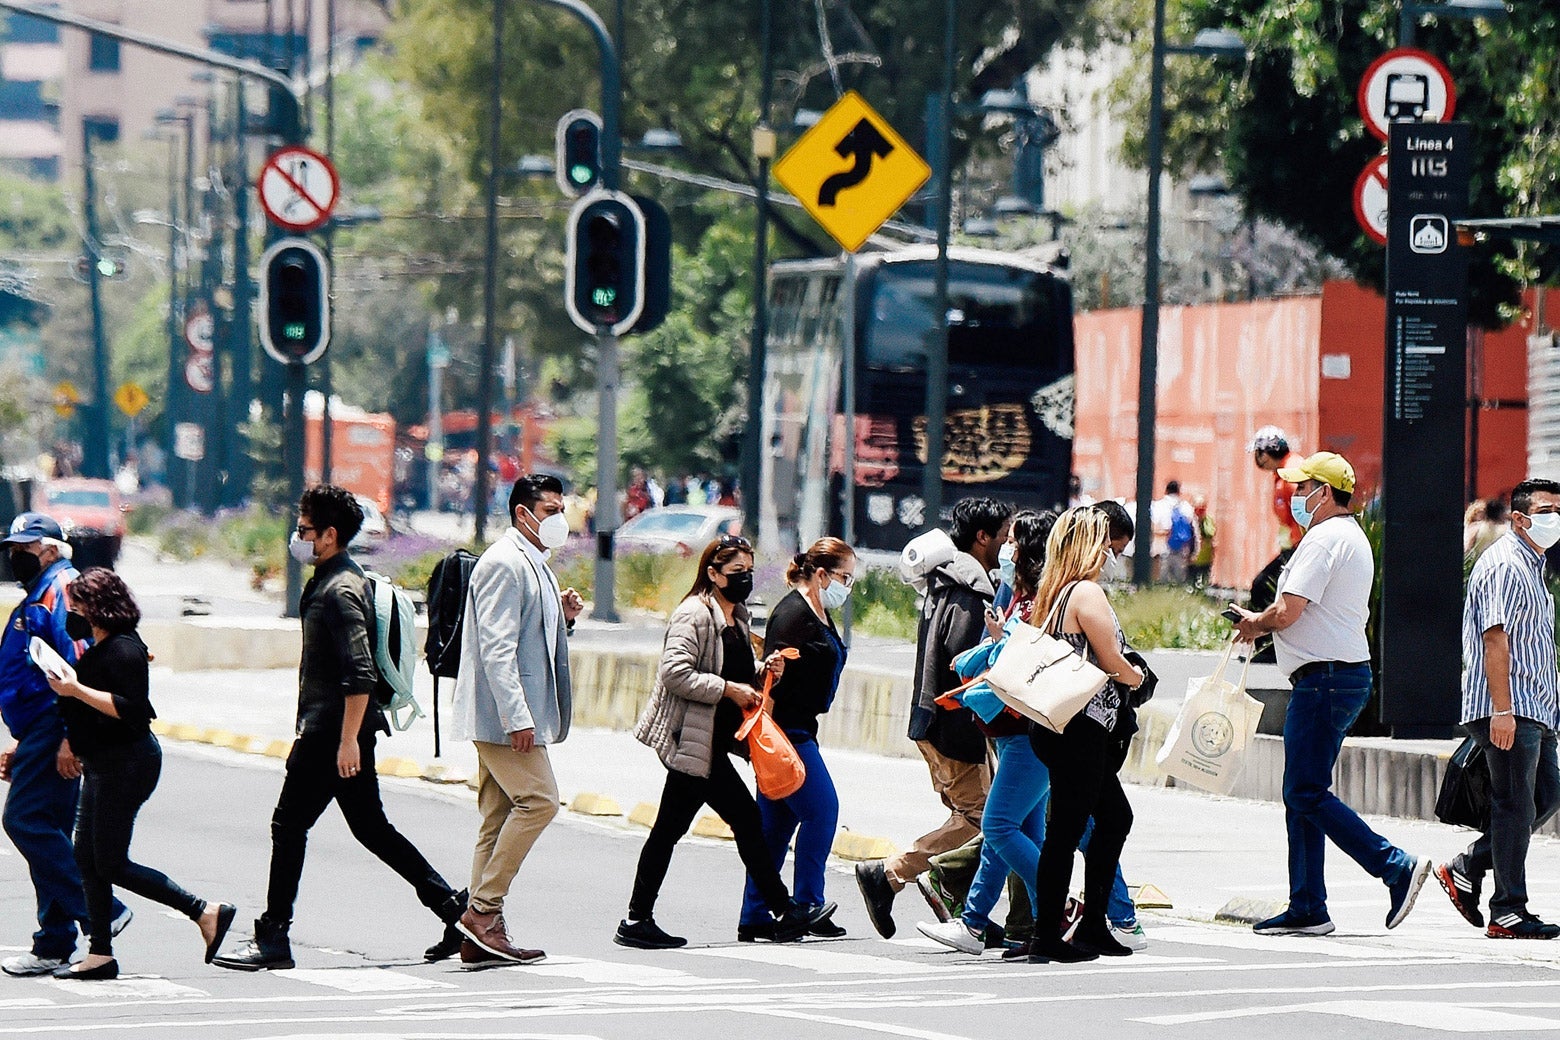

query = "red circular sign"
[256, 146, 340, 233]
[1357, 48, 1457, 143]
[1352, 155, 1390, 246]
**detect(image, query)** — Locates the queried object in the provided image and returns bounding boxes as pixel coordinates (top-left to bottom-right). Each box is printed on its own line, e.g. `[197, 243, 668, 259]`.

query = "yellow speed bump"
[830, 831, 897, 862]
[1131, 884, 1173, 910]
[376, 757, 423, 778]
[263, 740, 293, 759]
[691, 814, 733, 841]
[628, 802, 659, 829]
[168, 723, 205, 742]
[569, 793, 623, 817]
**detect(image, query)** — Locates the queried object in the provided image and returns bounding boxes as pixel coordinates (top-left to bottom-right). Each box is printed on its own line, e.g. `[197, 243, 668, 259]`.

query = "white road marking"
[1137, 999, 1560, 1032]
[281, 968, 457, 992]
[678, 944, 929, 975]
[1149, 923, 1426, 959]
[521, 955, 710, 987]
[44, 976, 206, 999]
[751, 1008, 978, 1040]
[0, 998, 52, 1009]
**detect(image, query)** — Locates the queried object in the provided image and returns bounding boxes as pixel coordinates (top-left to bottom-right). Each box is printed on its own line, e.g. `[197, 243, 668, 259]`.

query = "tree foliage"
[1133, 0, 1560, 326]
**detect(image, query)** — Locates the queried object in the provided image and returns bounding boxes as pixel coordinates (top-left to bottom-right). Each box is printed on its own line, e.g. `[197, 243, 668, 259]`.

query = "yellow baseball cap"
[1278, 451, 1355, 493]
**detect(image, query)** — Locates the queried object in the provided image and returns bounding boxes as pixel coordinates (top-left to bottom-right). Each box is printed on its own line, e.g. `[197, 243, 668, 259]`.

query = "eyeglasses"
[717, 533, 752, 551]
[295, 524, 315, 537]
[829, 570, 855, 588]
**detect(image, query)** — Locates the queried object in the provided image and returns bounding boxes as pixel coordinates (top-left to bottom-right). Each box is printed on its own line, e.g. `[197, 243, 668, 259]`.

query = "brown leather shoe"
[456, 907, 545, 964]
[459, 938, 511, 970]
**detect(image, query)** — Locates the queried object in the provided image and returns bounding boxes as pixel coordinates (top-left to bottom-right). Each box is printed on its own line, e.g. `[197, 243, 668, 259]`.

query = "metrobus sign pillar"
[1377, 120, 1469, 736]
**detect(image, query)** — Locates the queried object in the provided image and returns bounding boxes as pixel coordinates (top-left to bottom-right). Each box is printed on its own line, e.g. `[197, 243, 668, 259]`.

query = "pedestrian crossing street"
[7, 914, 1560, 1039]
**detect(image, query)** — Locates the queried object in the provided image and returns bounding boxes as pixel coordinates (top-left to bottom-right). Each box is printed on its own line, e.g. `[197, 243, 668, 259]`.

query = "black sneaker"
[211, 919, 294, 971]
[983, 922, 1008, 949]
[1253, 908, 1335, 936]
[425, 922, 463, 962]
[736, 921, 775, 943]
[808, 916, 847, 939]
[772, 901, 838, 943]
[1488, 912, 1560, 940]
[854, 861, 897, 938]
[1435, 863, 1484, 929]
[614, 918, 687, 950]
[1026, 937, 1098, 964]
[1385, 856, 1432, 929]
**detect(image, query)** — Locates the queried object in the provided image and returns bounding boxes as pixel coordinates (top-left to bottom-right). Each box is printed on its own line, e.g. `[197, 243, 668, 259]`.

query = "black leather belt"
[1289, 660, 1371, 684]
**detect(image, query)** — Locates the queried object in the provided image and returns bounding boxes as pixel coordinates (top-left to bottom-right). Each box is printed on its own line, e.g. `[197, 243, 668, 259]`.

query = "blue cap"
[2, 513, 65, 546]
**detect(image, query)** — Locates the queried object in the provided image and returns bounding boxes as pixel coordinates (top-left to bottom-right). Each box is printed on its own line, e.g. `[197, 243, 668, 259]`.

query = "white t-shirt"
[1273, 515, 1373, 678]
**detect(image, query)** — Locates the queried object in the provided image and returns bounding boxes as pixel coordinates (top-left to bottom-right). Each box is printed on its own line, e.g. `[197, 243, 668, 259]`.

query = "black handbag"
[1435, 736, 1492, 830]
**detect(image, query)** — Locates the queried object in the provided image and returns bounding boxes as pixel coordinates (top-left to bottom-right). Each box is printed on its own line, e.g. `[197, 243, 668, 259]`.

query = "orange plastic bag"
[735, 648, 806, 800]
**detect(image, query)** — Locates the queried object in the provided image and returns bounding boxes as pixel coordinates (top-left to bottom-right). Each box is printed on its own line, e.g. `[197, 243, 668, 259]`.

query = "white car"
[352, 496, 390, 550]
[614, 505, 743, 556]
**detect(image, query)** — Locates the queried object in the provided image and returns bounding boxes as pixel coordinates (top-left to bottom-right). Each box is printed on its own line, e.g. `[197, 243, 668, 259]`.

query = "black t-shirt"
[61, 631, 156, 759]
[714, 624, 757, 742]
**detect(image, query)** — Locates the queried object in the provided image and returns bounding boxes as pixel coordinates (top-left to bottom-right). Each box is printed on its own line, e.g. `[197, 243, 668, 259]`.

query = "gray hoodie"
[909, 551, 996, 763]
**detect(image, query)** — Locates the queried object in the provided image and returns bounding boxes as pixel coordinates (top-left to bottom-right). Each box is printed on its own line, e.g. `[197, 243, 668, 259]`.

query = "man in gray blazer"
[452, 474, 582, 966]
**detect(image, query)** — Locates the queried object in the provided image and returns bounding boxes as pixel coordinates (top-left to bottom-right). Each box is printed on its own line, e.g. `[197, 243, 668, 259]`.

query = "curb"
[150, 722, 906, 861]
[1213, 896, 1286, 926]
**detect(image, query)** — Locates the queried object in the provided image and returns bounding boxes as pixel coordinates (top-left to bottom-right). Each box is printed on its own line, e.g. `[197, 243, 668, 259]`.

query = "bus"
[759, 245, 1075, 555]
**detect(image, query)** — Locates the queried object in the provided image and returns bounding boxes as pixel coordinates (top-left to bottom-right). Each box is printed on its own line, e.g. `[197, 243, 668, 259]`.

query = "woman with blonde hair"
[617, 535, 838, 950]
[1025, 508, 1145, 963]
[737, 537, 855, 941]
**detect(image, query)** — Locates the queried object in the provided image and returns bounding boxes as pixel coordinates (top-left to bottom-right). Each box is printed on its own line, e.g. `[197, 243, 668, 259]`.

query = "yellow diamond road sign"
[773, 91, 931, 253]
[114, 382, 150, 418]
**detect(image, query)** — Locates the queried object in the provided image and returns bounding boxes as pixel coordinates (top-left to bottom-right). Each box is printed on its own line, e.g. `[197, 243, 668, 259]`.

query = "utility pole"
[227, 80, 253, 507]
[921, 0, 956, 533]
[742, 0, 774, 543]
[474, 0, 504, 543]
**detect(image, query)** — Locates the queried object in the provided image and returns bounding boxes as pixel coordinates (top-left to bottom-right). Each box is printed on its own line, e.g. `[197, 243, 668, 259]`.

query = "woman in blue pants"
[738, 538, 855, 940]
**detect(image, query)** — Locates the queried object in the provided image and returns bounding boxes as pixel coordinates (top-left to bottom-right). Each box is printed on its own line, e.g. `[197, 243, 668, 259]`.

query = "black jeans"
[628, 752, 792, 921]
[264, 730, 456, 928]
[1456, 717, 1560, 918]
[1029, 716, 1133, 937]
[76, 735, 204, 956]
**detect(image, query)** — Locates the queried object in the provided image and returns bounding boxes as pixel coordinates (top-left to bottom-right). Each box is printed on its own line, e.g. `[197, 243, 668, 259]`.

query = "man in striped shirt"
[1437, 478, 1560, 940]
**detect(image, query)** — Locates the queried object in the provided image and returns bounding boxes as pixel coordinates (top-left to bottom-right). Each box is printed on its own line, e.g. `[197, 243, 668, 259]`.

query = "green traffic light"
[283, 322, 307, 340]
[570, 164, 594, 185]
[591, 287, 618, 308]
[96, 258, 118, 277]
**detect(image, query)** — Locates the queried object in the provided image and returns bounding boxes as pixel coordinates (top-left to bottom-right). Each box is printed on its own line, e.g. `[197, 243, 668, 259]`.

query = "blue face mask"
[1290, 486, 1323, 530]
[998, 543, 1016, 586]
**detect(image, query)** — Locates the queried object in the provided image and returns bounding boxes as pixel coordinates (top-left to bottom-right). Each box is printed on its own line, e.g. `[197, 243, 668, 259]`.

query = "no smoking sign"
[257, 146, 339, 233]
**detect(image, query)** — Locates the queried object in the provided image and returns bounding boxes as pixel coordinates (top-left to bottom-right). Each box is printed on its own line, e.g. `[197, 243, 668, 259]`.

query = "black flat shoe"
[737, 922, 775, 943]
[1070, 924, 1133, 958]
[808, 917, 847, 938]
[205, 903, 238, 964]
[1026, 938, 1098, 964]
[54, 959, 119, 980]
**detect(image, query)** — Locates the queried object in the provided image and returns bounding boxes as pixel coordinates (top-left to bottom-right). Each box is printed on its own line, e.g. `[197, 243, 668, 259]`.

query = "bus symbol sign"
[774, 91, 931, 253]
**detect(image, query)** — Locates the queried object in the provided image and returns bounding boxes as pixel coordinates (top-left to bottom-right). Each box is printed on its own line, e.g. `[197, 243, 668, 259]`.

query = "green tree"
[1138, 0, 1560, 326]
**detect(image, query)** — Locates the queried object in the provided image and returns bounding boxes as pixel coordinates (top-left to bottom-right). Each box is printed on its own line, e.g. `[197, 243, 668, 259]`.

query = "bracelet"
[1493, 709, 1514, 717]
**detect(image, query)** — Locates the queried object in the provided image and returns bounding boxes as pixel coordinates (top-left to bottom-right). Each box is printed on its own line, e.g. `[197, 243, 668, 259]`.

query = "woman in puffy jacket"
[737, 537, 855, 941]
[616, 535, 837, 950]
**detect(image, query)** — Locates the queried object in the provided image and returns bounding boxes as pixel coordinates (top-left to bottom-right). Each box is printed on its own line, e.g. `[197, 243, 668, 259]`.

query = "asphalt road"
[4, 743, 1560, 1039]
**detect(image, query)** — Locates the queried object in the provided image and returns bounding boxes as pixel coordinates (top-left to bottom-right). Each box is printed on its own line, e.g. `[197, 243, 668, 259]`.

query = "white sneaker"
[111, 905, 134, 937]
[2, 952, 66, 977]
[1109, 920, 1148, 952]
[916, 920, 984, 956]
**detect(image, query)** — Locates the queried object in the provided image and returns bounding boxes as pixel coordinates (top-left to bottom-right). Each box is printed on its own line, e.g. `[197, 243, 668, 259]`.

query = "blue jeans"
[740, 737, 839, 925]
[1282, 665, 1411, 916]
[1, 716, 123, 959]
[963, 737, 1136, 932]
[1457, 717, 1560, 918]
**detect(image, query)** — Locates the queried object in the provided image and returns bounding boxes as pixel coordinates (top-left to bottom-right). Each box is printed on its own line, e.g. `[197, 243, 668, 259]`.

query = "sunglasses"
[717, 533, 752, 551]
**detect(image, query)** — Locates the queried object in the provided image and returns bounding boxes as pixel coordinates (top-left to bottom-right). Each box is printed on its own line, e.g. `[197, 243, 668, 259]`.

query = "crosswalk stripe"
[1136, 999, 1560, 1032]
[521, 956, 705, 987]
[44, 976, 206, 999]
[1148, 923, 1425, 960]
[281, 968, 457, 992]
[676, 944, 928, 975]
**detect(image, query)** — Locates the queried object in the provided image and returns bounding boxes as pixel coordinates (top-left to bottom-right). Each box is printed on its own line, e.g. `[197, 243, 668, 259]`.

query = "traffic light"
[565, 191, 646, 335]
[555, 110, 603, 197]
[258, 237, 330, 364]
[74, 254, 126, 280]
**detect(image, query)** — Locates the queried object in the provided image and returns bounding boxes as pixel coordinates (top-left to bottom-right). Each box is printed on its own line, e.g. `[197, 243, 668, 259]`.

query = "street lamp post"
[1399, 0, 1508, 48]
[1131, 12, 1245, 585]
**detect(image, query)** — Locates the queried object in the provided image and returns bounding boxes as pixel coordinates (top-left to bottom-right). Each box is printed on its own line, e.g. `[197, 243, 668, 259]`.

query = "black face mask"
[719, 571, 754, 605]
[8, 551, 40, 587]
[65, 611, 93, 642]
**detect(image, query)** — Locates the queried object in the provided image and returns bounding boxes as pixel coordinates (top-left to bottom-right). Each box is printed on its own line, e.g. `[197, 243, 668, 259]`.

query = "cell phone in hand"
[1221, 606, 1243, 624]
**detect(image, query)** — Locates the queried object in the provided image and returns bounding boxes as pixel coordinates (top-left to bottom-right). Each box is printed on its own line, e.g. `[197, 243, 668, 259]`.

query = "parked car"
[42, 478, 129, 566]
[351, 496, 390, 551]
[613, 505, 743, 557]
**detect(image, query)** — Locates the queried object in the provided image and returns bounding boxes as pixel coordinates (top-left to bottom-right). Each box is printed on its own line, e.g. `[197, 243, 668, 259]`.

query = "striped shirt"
[1461, 531, 1560, 728]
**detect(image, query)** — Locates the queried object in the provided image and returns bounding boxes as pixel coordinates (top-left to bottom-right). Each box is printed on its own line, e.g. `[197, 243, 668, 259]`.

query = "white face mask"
[821, 576, 851, 610]
[1526, 512, 1560, 549]
[288, 532, 317, 565]
[525, 508, 570, 550]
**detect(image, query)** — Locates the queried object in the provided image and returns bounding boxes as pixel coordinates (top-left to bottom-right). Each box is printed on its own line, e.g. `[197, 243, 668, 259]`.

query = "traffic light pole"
[81, 123, 111, 481]
[532, 0, 623, 622]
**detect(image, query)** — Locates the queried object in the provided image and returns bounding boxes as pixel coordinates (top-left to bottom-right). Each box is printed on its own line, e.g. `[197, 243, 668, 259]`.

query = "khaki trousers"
[885, 739, 990, 890]
[469, 741, 561, 913]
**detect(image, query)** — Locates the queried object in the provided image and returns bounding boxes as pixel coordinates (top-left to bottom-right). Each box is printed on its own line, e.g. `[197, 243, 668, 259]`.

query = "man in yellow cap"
[1231, 452, 1431, 937]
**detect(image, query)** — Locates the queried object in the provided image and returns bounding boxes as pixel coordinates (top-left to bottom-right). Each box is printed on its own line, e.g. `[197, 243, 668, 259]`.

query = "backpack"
[1167, 508, 1195, 554]
[363, 570, 425, 732]
[424, 548, 480, 680]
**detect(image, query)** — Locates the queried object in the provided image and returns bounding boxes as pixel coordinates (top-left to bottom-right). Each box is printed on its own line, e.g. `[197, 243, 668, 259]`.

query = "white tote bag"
[1155, 641, 1262, 795]
[986, 583, 1110, 733]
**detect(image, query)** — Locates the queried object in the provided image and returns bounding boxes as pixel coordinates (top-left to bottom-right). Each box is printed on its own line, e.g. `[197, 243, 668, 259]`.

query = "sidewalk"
[148, 662, 1560, 944]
